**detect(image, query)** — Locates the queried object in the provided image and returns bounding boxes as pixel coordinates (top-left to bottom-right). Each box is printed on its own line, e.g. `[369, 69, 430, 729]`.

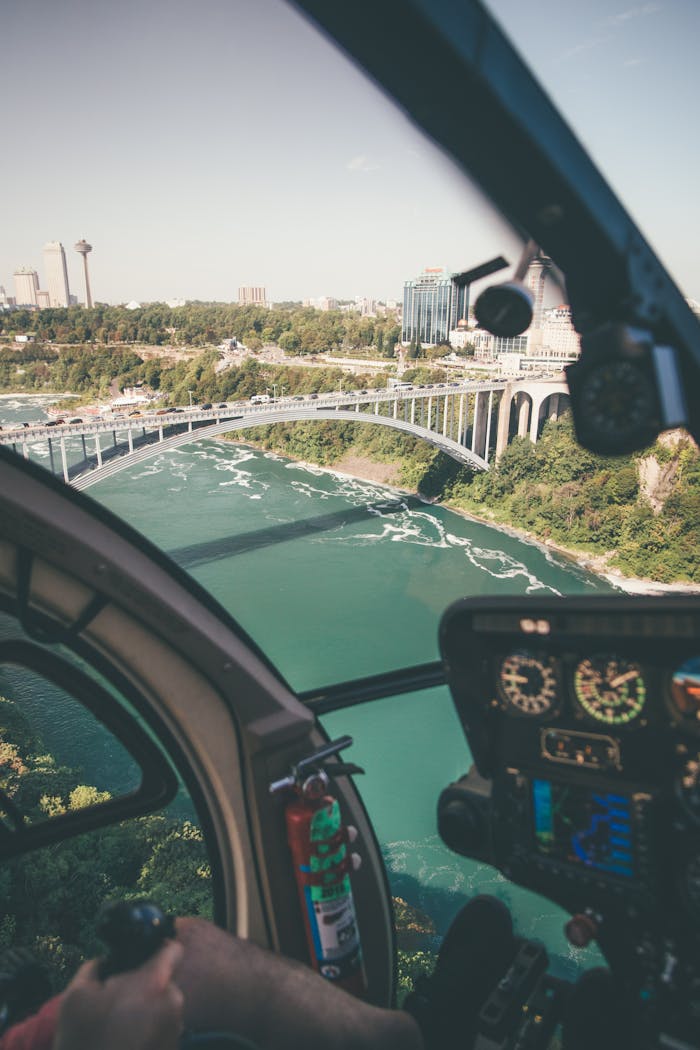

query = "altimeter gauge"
[573, 655, 646, 726]
[498, 651, 558, 717]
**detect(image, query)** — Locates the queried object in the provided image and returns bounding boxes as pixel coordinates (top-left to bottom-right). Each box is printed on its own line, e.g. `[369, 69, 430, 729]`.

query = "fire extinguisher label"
[304, 800, 362, 978]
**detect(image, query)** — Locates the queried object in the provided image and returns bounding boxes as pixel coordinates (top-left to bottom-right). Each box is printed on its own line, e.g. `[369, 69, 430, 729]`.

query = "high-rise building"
[402, 267, 468, 345]
[525, 252, 552, 330]
[43, 241, 71, 307]
[14, 267, 40, 307]
[541, 305, 580, 356]
[238, 286, 267, 307]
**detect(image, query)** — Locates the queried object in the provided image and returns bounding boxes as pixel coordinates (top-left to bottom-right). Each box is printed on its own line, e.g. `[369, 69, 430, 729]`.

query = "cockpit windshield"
[1, 0, 700, 1026]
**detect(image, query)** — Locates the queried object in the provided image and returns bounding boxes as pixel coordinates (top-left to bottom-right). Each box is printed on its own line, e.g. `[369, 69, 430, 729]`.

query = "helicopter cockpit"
[1, 0, 699, 1048]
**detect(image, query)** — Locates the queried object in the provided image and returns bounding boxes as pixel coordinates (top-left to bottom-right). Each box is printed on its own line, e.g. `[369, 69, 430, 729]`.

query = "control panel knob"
[438, 772, 494, 863]
[438, 798, 485, 855]
[565, 912, 599, 948]
[97, 900, 175, 979]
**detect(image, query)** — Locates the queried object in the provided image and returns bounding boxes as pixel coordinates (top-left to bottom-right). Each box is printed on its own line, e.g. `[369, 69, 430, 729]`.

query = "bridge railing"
[0, 381, 507, 443]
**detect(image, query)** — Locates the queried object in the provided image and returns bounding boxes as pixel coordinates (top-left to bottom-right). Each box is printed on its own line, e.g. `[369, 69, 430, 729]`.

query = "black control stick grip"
[97, 900, 176, 979]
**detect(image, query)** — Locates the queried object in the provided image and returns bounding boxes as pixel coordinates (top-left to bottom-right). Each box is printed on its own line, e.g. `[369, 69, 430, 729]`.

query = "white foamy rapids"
[289, 480, 332, 501]
[329, 473, 405, 506]
[130, 461, 166, 479]
[193, 446, 258, 468]
[347, 508, 560, 593]
[285, 461, 327, 477]
[27, 442, 50, 458]
[200, 451, 270, 496]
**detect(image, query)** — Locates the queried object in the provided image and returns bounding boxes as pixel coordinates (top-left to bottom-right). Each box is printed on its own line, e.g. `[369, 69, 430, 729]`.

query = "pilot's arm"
[52, 940, 184, 1050]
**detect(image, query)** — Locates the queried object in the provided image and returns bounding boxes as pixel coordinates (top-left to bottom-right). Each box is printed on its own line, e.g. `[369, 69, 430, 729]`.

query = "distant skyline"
[3, 0, 698, 305]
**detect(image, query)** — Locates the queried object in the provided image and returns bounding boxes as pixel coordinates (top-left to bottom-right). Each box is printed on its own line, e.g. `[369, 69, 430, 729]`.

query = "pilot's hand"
[52, 938, 184, 1050]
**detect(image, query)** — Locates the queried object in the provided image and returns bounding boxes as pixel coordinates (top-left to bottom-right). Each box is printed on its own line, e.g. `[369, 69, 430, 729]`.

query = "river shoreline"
[228, 438, 700, 596]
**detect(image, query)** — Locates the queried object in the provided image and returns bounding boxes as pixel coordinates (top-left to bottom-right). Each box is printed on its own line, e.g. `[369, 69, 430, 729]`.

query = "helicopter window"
[0, 608, 216, 985]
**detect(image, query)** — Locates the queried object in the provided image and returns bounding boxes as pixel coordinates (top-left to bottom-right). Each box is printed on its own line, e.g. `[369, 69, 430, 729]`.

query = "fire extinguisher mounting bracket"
[269, 735, 364, 795]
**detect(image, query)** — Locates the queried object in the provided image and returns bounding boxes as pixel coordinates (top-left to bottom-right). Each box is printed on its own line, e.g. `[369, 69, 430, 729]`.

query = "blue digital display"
[532, 779, 635, 879]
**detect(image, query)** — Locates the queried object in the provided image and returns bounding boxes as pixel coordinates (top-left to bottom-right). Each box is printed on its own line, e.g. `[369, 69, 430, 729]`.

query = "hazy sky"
[2, 0, 698, 305]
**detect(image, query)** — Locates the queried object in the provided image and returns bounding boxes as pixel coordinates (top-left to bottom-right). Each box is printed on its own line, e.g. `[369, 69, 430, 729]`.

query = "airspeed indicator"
[573, 656, 646, 726]
[498, 651, 558, 717]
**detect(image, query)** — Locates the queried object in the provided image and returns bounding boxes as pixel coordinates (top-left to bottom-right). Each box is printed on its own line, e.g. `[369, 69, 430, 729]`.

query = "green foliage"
[0, 302, 402, 358]
[450, 414, 700, 584]
[0, 343, 142, 397]
[396, 949, 437, 1003]
[0, 694, 212, 988]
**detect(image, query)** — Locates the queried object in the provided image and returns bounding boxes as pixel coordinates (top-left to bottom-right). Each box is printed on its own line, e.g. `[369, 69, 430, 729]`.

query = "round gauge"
[498, 651, 558, 717]
[573, 655, 646, 726]
[670, 658, 700, 723]
[573, 358, 660, 455]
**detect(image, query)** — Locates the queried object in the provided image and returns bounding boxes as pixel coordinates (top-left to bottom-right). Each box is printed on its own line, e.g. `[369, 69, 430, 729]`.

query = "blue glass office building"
[402, 268, 468, 345]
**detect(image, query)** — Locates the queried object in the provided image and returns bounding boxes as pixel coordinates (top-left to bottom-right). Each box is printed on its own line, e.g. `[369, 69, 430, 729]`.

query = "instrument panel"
[438, 595, 700, 937]
[495, 645, 700, 732]
[497, 649, 651, 726]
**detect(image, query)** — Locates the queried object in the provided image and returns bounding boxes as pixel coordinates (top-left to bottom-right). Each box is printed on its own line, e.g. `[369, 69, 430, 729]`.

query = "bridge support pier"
[95, 434, 102, 468]
[442, 395, 449, 438]
[517, 394, 529, 438]
[530, 396, 546, 442]
[60, 436, 69, 483]
[484, 390, 494, 464]
[495, 384, 514, 462]
[472, 391, 487, 458]
[128, 430, 133, 453]
[159, 425, 164, 440]
[48, 438, 56, 476]
[112, 430, 117, 448]
[23, 442, 29, 460]
[457, 395, 465, 445]
[81, 434, 87, 461]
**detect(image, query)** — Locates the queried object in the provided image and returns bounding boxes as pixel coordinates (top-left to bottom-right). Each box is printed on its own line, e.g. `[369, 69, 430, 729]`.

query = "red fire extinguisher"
[270, 736, 367, 997]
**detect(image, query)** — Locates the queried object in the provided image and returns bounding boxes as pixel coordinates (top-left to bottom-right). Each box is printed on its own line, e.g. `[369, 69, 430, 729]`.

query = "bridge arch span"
[495, 379, 569, 456]
[72, 409, 489, 490]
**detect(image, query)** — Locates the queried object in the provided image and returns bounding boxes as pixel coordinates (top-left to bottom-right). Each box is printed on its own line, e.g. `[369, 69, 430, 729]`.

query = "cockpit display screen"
[532, 779, 635, 879]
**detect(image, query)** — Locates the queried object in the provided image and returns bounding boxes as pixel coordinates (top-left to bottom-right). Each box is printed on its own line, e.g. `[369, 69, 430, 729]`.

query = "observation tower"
[74, 239, 93, 308]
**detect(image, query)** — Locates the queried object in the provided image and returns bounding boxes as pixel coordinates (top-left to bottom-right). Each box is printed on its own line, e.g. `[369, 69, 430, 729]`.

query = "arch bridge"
[0, 377, 569, 488]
